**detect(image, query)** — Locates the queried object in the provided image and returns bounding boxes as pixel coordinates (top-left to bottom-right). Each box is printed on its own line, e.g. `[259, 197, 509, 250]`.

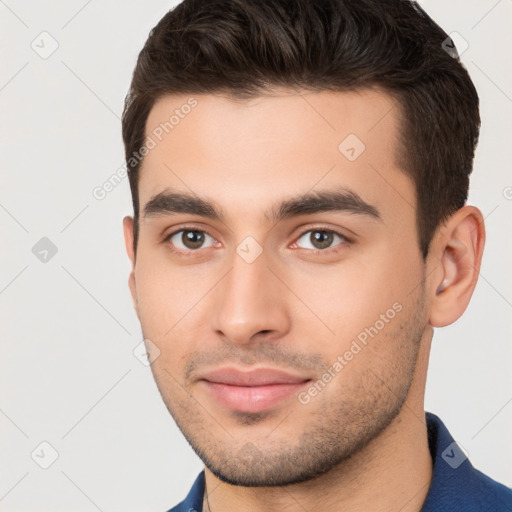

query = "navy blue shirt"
[167, 412, 512, 511]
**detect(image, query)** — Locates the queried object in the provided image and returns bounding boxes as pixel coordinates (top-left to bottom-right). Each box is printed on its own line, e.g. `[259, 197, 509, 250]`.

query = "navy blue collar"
[167, 412, 512, 511]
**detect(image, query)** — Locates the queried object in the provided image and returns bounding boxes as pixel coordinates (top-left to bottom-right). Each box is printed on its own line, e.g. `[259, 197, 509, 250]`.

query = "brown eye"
[168, 230, 214, 251]
[311, 231, 334, 249]
[295, 230, 347, 251]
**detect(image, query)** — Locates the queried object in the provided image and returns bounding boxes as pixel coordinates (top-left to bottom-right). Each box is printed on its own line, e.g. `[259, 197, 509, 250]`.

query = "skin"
[123, 87, 485, 512]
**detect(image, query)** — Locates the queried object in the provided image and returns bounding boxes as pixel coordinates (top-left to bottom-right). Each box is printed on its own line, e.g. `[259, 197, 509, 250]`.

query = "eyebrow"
[143, 187, 382, 224]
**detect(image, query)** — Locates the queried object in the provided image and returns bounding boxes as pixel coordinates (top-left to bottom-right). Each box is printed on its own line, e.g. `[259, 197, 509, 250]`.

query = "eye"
[294, 229, 349, 252]
[166, 229, 217, 253]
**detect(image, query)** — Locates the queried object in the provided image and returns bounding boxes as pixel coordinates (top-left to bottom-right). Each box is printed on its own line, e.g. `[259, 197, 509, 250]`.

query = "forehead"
[138, 88, 414, 226]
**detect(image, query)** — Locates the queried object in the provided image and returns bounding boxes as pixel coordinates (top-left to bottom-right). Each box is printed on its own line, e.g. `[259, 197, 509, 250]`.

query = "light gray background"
[1, 1, 511, 510]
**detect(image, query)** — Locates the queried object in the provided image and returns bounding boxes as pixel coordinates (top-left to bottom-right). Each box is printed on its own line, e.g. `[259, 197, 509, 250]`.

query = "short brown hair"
[122, 0, 480, 258]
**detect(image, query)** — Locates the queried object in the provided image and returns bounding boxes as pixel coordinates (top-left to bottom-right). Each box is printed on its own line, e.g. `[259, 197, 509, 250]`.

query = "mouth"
[197, 367, 312, 413]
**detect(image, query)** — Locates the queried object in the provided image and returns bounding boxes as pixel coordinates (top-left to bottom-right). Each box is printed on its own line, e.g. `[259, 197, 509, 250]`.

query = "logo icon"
[32, 237, 58, 263]
[236, 236, 263, 264]
[338, 134, 366, 161]
[31, 441, 59, 469]
[31, 32, 59, 60]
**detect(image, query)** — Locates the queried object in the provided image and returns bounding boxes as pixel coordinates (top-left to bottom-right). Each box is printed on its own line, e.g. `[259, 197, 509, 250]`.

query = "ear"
[428, 206, 485, 327]
[123, 216, 140, 320]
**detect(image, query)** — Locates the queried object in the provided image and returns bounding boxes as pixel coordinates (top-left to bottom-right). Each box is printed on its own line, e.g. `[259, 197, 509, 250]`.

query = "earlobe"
[429, 206, 485, 327]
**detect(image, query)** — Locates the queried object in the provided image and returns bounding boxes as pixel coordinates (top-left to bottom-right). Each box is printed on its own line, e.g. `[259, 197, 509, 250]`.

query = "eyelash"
[163, 225, 353, 258]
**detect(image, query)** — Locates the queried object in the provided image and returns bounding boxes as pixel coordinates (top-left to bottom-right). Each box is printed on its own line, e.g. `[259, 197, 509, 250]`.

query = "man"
[121, 0, 512, 510]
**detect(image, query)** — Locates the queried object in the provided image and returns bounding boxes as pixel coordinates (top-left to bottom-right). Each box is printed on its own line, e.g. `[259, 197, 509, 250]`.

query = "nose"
[211, 248, 291, 345]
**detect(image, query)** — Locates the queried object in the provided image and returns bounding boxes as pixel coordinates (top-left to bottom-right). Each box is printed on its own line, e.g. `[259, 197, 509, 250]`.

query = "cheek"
[134, 266, 172, 336]
[133, 251, 228, 373]
[134, 263, 197, 379]
[133, 254, 202, 339]
[289, 254, 414, 335]
[296, 257, 421, 363]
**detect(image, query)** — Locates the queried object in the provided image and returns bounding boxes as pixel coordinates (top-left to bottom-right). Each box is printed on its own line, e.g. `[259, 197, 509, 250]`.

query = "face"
[124, 88, 430, 486]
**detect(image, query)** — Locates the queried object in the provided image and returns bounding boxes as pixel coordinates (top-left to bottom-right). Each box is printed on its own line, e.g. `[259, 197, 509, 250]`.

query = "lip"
[198, 367, 312, 413]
